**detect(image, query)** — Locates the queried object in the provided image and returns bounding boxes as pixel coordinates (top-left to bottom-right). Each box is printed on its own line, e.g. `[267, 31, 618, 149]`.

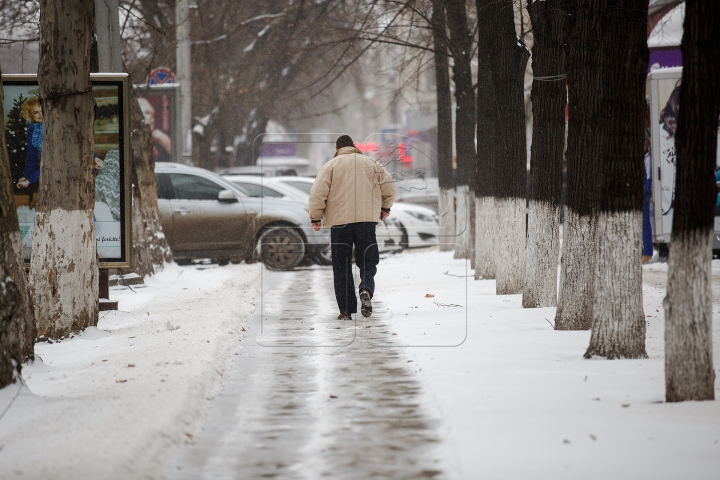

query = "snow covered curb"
[0, 263, 260, 479]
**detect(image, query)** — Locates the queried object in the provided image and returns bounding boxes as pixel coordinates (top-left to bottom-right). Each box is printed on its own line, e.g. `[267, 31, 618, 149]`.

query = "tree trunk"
[474, 0, 498, 280]
[121, 87, 174, 278]
[489, 0, 530, 294]
[0, 229, 23, 388]
[523, 0, 566, 308]
[0, 69, 28, 387]
[554, 0, 604, 330]
[445, 0, 476, 260]
[432, 1, 455, 253]
[584, 0, 648, 359]
[664, 0, 720, 401]
[31, 0, 98, 339]
[236, 114, 269, 167]
[0, 68, 35, 360]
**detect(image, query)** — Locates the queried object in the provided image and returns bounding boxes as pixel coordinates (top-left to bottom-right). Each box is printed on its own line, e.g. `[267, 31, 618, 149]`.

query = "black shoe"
[337, 313, 352, 320]
[360, 290, 372, 318]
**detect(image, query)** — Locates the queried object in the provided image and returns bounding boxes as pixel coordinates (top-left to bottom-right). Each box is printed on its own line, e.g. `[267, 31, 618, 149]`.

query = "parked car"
[274, 176, 439, 248]
[217, 157, 315, 177]
[221, 175, 404, 261]
[154, 163, 330, 270]
[223, 175, 310, 203]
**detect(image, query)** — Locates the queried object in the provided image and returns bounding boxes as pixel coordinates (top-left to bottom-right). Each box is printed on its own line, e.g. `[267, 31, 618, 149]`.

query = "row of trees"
[359, 0, 717, 402]
[449, 0, 716, 402]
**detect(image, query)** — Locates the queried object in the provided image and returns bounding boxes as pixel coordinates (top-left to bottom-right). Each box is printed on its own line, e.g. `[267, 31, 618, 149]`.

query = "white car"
[222, 175, 403, 260]
[223, 174, 309, 203]
[274, 176, 439, 249]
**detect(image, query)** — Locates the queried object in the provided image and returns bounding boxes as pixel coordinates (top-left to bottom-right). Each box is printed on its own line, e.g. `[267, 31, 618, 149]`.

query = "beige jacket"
[309, 146, 396, 228]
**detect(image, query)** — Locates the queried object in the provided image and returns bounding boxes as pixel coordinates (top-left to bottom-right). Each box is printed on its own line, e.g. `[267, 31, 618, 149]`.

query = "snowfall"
[0, 249, 719, 479]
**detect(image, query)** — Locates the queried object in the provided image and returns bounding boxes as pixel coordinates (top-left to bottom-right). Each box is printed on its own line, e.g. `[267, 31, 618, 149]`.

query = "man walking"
[309, 135, 396, 319]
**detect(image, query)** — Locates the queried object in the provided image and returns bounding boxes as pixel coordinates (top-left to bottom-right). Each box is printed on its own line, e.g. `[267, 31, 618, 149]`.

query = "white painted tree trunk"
[554, 209, 595, 330]
[584, 210, 646, 359]
[31, 209, 98, 337]
[494, 197, 526, 294]
[453, 185, 472, 259]
[32, 0, 98, 339]
[664, 229, 715, 400]
[523, 201, 560, 307]
[438, 188, 455, 252]
[474, 196, 496, 279]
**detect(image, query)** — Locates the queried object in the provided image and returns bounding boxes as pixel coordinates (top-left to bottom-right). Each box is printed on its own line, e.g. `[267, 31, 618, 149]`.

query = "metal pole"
[176, 0, 193, 164]
[94, 0, 123, 72]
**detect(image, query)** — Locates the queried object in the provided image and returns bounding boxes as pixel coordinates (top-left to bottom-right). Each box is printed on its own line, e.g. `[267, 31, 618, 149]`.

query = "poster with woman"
[135, 84, 180, 163]
[2, 74, 131, 267]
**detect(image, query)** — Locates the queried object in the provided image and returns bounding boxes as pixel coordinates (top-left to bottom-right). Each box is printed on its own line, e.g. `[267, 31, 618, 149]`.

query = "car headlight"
[406, 210, 433, 222]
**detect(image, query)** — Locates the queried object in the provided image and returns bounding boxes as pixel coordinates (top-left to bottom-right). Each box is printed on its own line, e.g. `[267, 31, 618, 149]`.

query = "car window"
[283, 181, 313, 194]
[232, 182, 285, 198]
[169, 173, 225, 201]
[260, 186, 286, 198]
[155, 173, 175, 199]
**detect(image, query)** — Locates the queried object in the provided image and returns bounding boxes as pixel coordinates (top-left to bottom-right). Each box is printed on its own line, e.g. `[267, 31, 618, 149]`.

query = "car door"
[165, 172, 253, 255]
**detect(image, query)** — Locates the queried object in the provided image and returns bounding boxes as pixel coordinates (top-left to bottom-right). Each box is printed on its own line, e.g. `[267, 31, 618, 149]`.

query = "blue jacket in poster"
[24, 122, 42, 185]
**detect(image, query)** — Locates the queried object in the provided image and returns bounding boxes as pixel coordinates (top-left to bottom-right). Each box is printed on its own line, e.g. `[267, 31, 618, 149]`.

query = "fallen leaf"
[329, 395, 337, 399]
[102, 359, 108, 362]
[310, 328, 315, 330]
[425, 294, 434, 298]
[584, 376, 587, 382]
[622, 404, 630, 408]
[592, 398, 600, 401]
[127, 364, 135, 368]
[241, 327, 246, 332]
[392, 333, 397, 336]
[590, 434, 597, 441]
[185, 433, 193, 439]
[128, 336, 135, 339]
[116, 379, 127, 383]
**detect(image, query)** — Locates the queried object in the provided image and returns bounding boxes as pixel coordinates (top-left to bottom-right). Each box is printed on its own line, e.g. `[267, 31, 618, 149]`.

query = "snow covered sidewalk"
[0, 263, 260, 479]
[1, 250, 719, 480]
[376, 250, 720, 479]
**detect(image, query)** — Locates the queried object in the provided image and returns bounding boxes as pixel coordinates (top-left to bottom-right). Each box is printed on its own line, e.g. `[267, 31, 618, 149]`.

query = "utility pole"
[176, 0, 193, 164]
[94, 0, 122, 72]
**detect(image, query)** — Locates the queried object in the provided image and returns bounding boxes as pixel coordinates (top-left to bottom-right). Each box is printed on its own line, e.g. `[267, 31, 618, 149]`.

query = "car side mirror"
[218, 190, 238, 203]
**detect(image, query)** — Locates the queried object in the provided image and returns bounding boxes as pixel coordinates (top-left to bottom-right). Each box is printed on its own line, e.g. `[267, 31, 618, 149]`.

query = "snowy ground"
[1, 250, 719, 479]
[0, 262, 260, 478]
[377, 250, 720, 479]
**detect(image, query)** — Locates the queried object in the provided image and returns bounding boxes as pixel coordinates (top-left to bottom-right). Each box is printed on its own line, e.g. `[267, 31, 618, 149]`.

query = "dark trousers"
[330, 222, 379, 314]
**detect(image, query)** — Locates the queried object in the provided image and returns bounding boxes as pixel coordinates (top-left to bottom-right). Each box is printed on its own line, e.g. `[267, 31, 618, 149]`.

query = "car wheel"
[312, 244, 333, 266]
[399, 225, 409, 249]
[257, 226, 306, 271]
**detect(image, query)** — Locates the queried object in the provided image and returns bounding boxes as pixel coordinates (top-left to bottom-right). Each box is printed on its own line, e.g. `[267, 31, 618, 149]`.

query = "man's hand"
[379, 210, 390, 221]
[17, 178, 29, 188]
[312, 222, 321, 231]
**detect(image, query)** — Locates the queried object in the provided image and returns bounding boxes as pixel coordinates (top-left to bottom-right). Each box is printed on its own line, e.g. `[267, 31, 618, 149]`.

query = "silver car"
[154, 163, 330, 270]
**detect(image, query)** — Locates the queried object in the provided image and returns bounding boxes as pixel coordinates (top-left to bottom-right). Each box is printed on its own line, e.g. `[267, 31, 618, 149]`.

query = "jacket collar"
[334, 146, 363, 157]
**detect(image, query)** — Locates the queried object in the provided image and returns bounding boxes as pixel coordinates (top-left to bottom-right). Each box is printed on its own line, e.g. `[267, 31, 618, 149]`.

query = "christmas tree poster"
[3, 82, 123, 261]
